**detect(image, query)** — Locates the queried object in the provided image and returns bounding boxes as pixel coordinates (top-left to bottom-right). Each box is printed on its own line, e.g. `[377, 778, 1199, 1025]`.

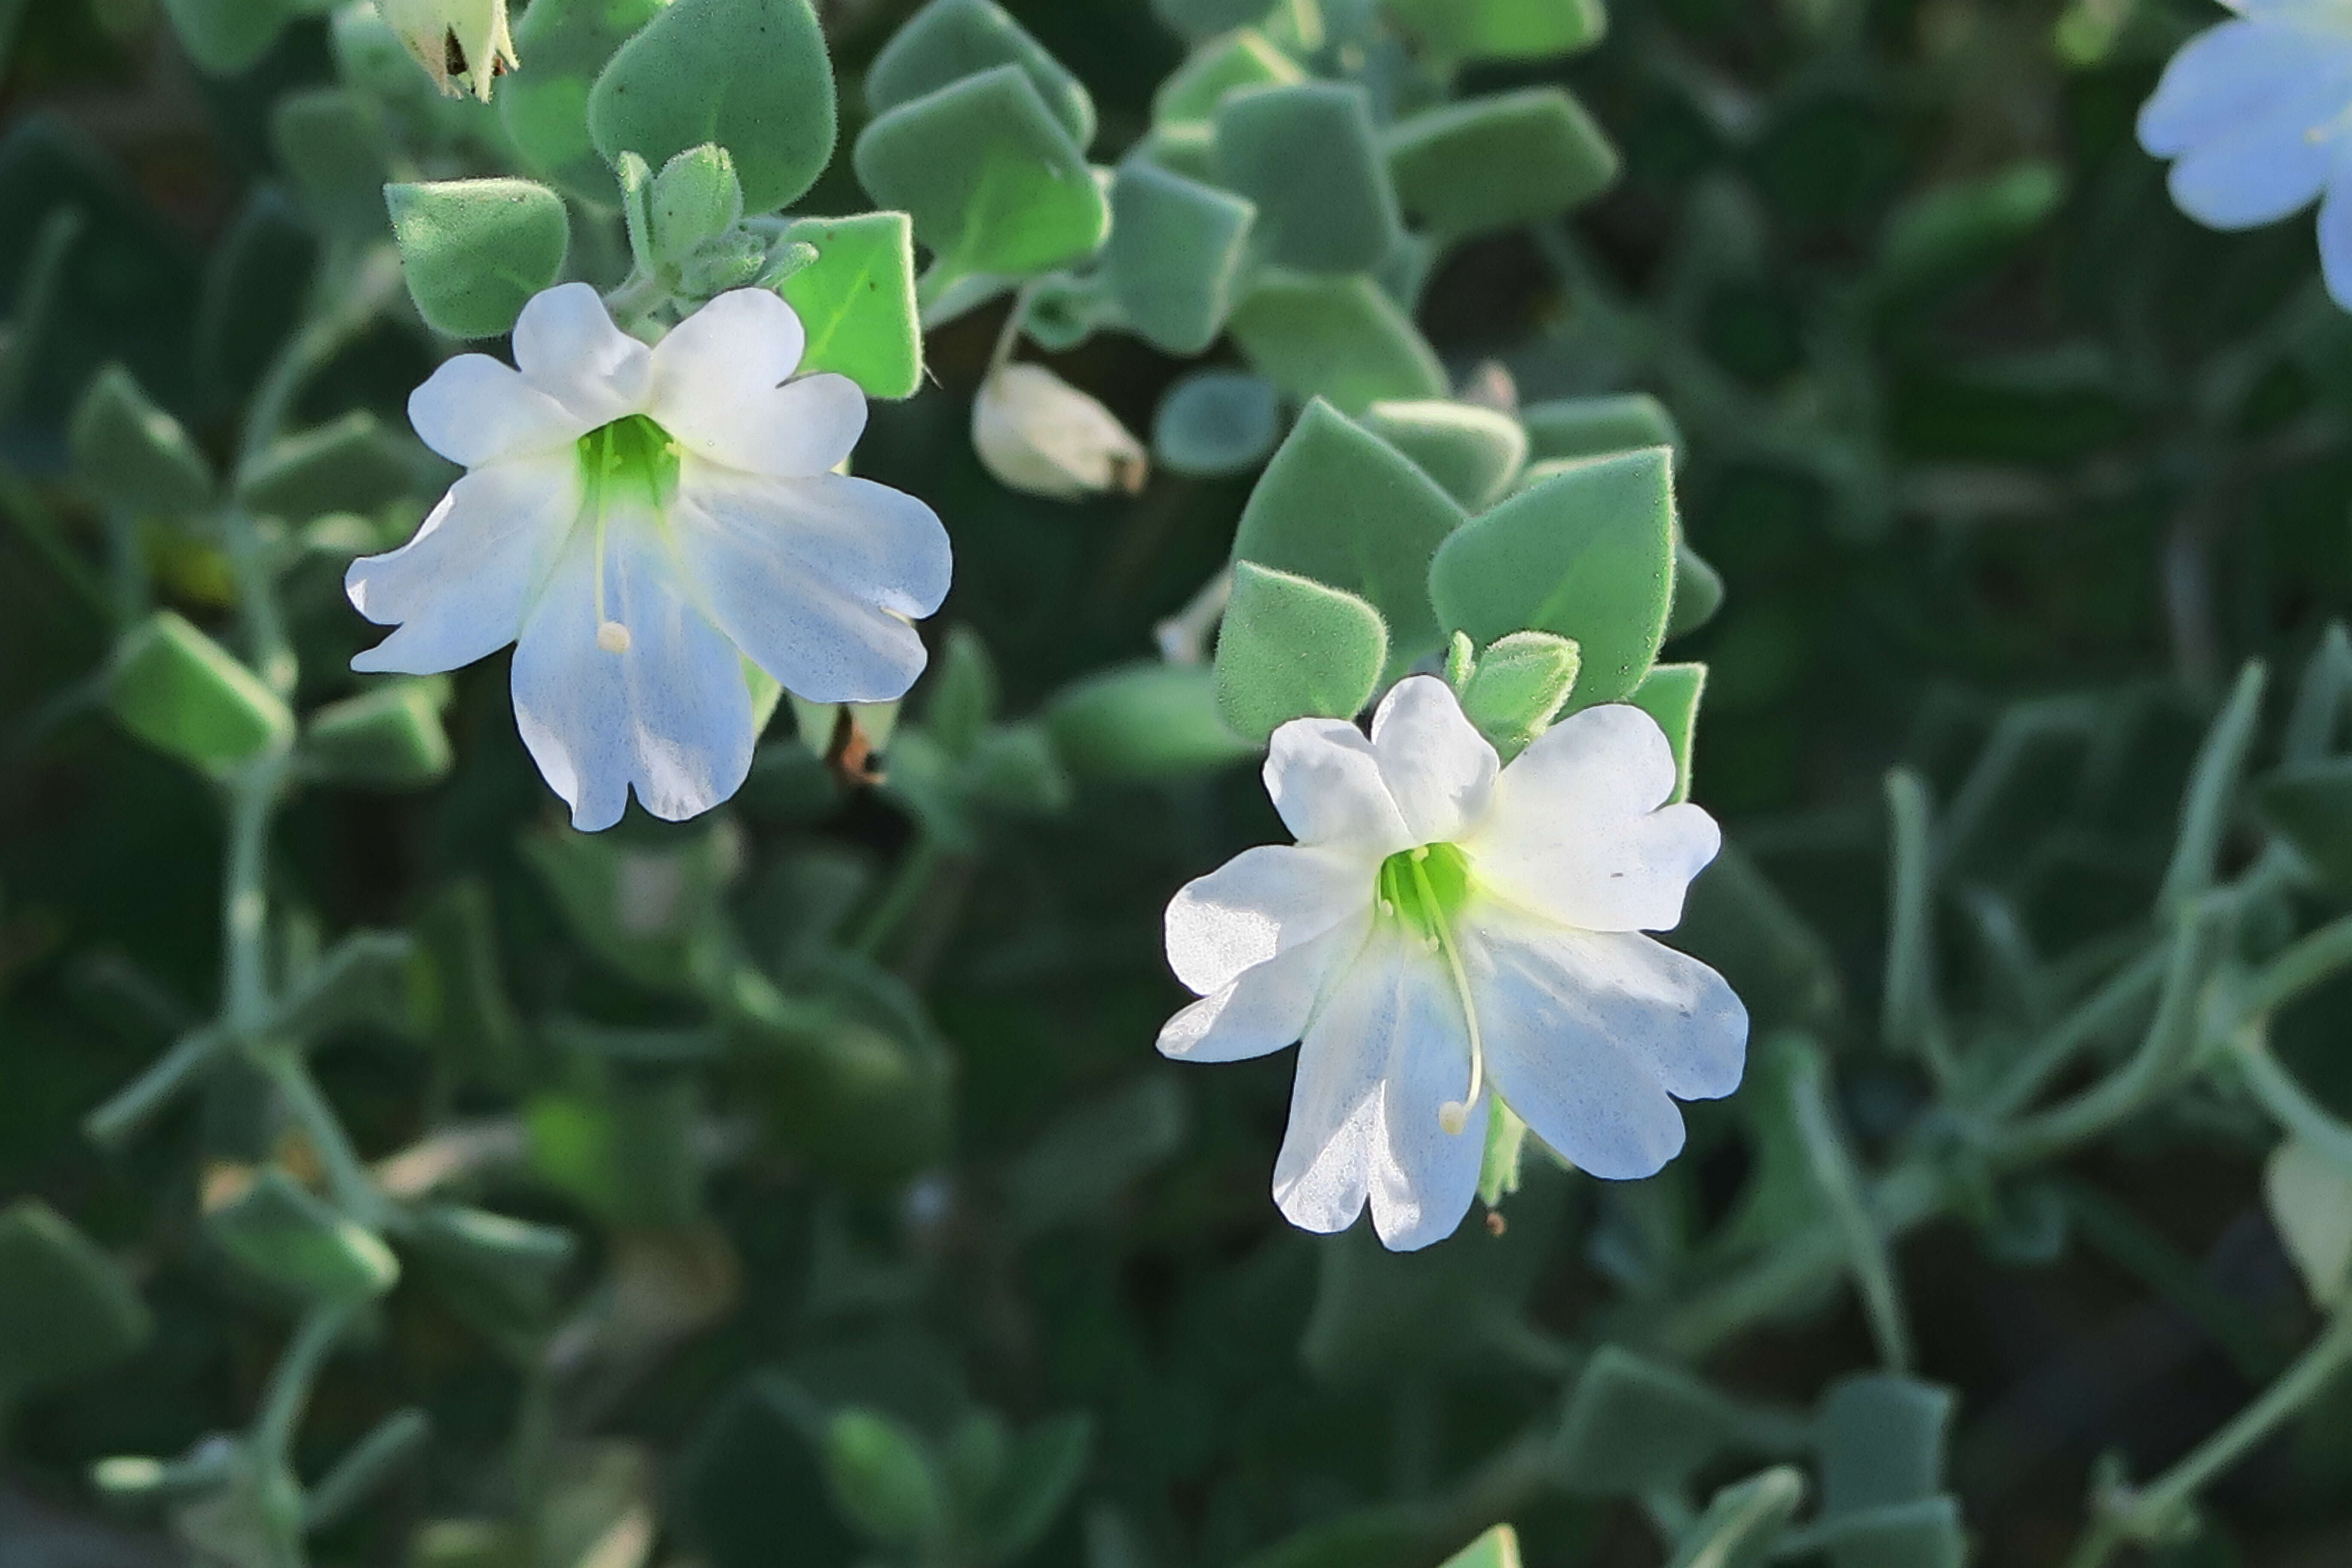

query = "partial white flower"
[347, 283, 951, 832]
[381, 0, 517, 101]
[2139, 0, 2352, 306]
[1158, 677, 1746, 1252]
[972, 363, 1148, 499]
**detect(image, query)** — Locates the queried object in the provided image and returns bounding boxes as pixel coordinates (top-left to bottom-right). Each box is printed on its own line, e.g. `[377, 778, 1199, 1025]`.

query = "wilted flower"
[1158, 677, 1746, 1251]
[2139, 0, 2352, 306]
[347, 283, 950, 832]
[382, 0, 518, 102]
[971, 363, 1148, 499]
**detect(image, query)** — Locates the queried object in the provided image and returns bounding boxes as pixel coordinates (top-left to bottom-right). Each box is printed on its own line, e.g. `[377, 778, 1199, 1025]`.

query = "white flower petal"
[1467, 703, 1719, 933]
[2320, 148, 2352, 306]
[1164, 843, 1371, 995]
[1369, 676, 1498, 845]
[509, 513, 754, 832]
[2165, 72, 2347, 228]
[1468, 909, 1747, 1181]
[407, 355, 587, 467]
[1157, 916, 1368, 1063]
[347, 453, 579, 674]
[512, 282, 652, 427]
[1368, 965, 1488, 1253]
[650, 290, 863, 479]
[1270, 931, 1403, 1236]
[672, 466, 951, 705]
[1264, 718, 1414, 854]
[2139, 20, 2335, 157]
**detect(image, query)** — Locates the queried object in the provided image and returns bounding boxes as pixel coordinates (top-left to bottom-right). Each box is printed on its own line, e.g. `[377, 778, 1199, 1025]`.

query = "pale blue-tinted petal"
[2166, 71, 2349, 227]
[1468, 908, 1747, 1181]
[407, 355, 587, 467]
[671, 466, 950, 705]
[347, 453, 579, 675]
[1467, 704, 1719, 933]
[509, 514, 754, 831]
[651, 290, 866, 479]
[2139, 20, 2331, 157]
[1158, 916, 1369, 1063]
[512, 282, 651, 427]
[1265, 718, 1415, 854]
[1165, 842, 1372, 994]
[1271, 926, 1407, 1235]
[1368, 953, 1487, 1252]
[2319, 150, 2352, 306]
[1368, 676, 1498, 845]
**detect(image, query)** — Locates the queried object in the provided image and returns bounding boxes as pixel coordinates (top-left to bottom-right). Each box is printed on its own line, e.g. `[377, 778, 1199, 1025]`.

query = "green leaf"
[1428, 447, 1675, 705]
[158, 0, 299, 74]
[778, 212, 923, 398]
[1107, 162, 1255, 355]
[853, 66, 1109, 278]
[1439, 1525, 1521, 1568]
[1007, 1078, 1188, 1236]
[0, 1200, 153, 1401]
[500, 0, 668, 206]
[386, 178, 570, 340]
[1678, 843, 1845, 1040]
[108, 611, 294, 777]
[824, 1408, 945, 1549]
[1809, 1497, 1967, 1568]
[1360, 399, 1528, 511]
[588, 0, 837, 214]
[867, 0, 1094, 149]
[966, 1415, 1092, 1564]
[1044, 662, 1257, 779]
[1553, 1346, 1755, 1492]
[1818, 1374, 1954, 1519]
[1153, 29, 1302, 125]
[2257, 758, 2352, 888]
[523, 820, 736, 994]
[272, 87, 389, 241]
[1152, 0, 1277, 43]
[1875, 161, 2064, 306]
[1130, 121, 1219, 184]
[1214, 82, 1399, 275]
[2265, 1139, 2352, 1308]
[923, 626, 1001, 760]
[70, 364, 214, 516]
[524, 1077, 704, 1228]
[240, 410, 439, 519]
[1381, 0, 1606, 62]
[1152, 370, 1282, 477]
[206, 1168, 400, 1307]
[407, 1204, 577, 1345]
[1629, 662, 1705, 802]
[1666, 1468, 1806, 1568]
[1214, 561, 1389, 743]
[305, 680, 454, 790]
[1234, 399, 1467, 665]
[1668, 540, 1725, 639]
[1228, 273, 1448, 414]
[1459, 631, 1581, 761]
[1521, 392, 1682, 466]
[1386, 88, 1617, 239]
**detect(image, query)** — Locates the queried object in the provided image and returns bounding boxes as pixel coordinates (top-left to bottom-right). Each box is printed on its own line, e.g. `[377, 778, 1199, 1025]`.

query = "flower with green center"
[1158, 676, 1746, 1251]
[346, 283, 950, 831]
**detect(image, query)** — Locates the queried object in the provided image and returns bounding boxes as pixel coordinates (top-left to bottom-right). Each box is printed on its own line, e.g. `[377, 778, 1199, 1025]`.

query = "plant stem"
[237, 245, 404, 479]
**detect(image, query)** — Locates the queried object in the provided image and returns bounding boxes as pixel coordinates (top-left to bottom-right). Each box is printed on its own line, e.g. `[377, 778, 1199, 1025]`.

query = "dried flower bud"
[381, 0, 518, 102]
[971, 364, 1148, 501]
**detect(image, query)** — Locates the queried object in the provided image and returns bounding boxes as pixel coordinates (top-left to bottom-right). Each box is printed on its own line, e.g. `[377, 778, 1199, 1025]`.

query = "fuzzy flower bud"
[381, 0, 517, 102]
[971, 364, 1148, 501]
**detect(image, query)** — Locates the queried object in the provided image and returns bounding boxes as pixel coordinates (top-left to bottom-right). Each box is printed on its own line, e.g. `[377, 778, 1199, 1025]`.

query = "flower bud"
[971, 364, 1148, 500]
[651, 144, 745, 266]
[381, 0, 518, 103]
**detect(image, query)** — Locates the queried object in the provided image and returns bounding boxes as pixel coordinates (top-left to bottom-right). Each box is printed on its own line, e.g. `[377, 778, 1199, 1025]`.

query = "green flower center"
[578, 413, 680, 508]
[1376, 842, 1473, 942]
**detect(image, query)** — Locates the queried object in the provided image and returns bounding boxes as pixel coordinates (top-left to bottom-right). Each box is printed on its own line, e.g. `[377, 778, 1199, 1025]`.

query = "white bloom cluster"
[1159, 677, 1749, 1252]
[347, 284, 950, 831]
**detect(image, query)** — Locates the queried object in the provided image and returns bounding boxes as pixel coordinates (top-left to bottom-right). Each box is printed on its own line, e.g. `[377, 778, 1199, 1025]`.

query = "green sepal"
[866, 0, 1094, 149]
[1476, 1103, 1529, 1208]
[108, 611, 294, 778]
[1458, 631, 1581, 762]
[777, 212, 923, 399]
[588, 0, 838, 214]
[1360, 399, 1528, 511]
[1044, 662, 1256, 780]
[1153, 29, 1301, 125]
[1428, 446, 1676, 706]
[1386, 88, 1617, 240]
[1107, 162, 1255, 356]
[304, 680, 454, 790]
[0, 1200, 153, 1402]
[1628, 663, 1705, 802]
[70, 364, 215, 517]
[1214, 82, 1400, 276]
[206, 1168, 400, 1307]
[1152, 370, 1281, 478]
[1234, 400, 1466, 669]
[1228, 273, 1447, 414]
[272, 87, 391, 240]
[1521, 392, 1682, 466]
[1214, 560, 1389, 743]
[386, 178, 570, 340]
[499, 0, 669, 205]
[1381, 0, 1606, 63]
[853, 66, 1109, 279]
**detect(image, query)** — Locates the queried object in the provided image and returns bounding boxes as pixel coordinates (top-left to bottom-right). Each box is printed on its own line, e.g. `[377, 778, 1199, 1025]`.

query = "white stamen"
[597, 621, 632, 653]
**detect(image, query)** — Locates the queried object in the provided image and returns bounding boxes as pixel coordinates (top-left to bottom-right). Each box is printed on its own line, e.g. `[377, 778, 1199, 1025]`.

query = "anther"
[596, 621, 632, 653]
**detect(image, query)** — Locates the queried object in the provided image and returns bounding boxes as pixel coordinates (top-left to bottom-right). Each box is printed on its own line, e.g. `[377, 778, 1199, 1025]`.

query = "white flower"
[971, 364, 1148, 499]
[1158, 677, 1747, 1251]
[2139, 0, 2352, 306]
[381, 0, 517, 101]
[347, 283, 951, 832]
